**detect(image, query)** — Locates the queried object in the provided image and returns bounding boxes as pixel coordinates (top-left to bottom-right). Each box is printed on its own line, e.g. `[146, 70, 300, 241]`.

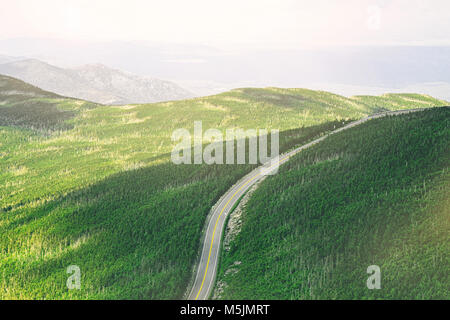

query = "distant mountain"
[0, 59, 193, 104]
[70, 63, 194, 104]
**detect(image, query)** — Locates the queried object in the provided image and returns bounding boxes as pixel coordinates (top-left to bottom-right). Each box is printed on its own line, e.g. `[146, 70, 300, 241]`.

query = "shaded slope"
[0, 74, 96, 132]
[216, 107, 450, 300]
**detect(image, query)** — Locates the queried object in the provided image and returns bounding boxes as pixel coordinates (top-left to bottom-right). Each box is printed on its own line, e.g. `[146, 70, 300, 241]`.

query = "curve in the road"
[187, 108, 426, 300]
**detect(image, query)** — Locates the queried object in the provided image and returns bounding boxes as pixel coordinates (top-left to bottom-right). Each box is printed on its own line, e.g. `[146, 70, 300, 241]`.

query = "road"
[187, 108, 426, 300]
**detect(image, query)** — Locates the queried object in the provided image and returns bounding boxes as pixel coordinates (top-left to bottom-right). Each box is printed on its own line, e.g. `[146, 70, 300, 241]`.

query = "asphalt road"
[187, 108, 426, 300]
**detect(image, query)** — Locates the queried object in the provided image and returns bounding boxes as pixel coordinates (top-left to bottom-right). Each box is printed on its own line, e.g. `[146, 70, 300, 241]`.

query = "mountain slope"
[71, 63, 194, 104]
[0, 59, 193, 104]
[0, 74, 96, 132]
[215, 107, 450, 300]
[0, 76, 447, 299]
[0, 73, 60, 100]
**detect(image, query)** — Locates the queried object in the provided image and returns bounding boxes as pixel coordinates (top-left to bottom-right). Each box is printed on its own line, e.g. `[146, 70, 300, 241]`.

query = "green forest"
[216, 108, 449, 299]
[0, 74, 448, 299]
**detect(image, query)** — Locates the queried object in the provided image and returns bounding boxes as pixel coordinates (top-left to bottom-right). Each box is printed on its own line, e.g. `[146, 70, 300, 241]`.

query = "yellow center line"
[194, 155, 291, 299]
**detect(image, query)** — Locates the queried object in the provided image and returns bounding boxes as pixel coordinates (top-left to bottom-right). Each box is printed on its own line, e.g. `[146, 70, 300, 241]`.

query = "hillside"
[0, 76, 447, 299]
[0, 74, 96, 132]
[0, 59, 193, 104]
[215, 107, 450, 299]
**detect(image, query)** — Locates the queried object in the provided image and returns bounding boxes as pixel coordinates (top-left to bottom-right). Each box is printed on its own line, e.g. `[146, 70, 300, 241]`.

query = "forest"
[1, 75, 448, 299]
[216, 108, 449, 299]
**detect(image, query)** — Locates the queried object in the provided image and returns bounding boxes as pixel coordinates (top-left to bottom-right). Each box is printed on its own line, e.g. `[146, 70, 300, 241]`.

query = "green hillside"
[215, 107, 450, 300]
[0, 74, 96, 133]
[0, 75, 447, 299]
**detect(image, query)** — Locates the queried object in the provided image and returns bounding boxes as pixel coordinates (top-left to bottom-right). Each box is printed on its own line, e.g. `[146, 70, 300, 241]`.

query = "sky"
[1, 0, 450, 100]
[1, 0, 450, 49]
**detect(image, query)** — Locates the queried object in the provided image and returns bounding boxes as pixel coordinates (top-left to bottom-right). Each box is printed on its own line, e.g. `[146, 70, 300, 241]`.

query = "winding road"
[187, 108, 426, 300]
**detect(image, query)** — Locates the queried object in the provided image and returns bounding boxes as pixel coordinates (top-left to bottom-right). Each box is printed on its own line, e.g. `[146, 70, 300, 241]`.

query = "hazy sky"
[1, 0, 450, 49]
